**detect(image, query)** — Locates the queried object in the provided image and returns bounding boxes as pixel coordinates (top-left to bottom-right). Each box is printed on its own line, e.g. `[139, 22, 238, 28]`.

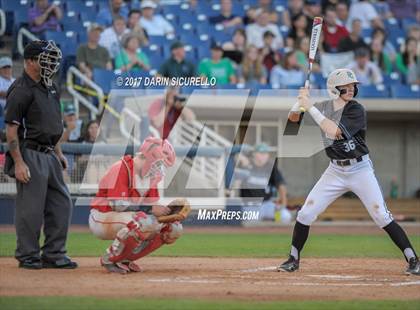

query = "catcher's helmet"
[138, 136, 176, 178]
[327, 68, 359, 99]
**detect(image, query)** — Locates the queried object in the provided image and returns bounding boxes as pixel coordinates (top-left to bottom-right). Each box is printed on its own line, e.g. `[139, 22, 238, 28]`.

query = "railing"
[17, 27, 38, 55]
[173, 119, 232, 197]
[119, 107, 160, 144]
[0, 9, 6, 36]
[66, 66, 102, 120]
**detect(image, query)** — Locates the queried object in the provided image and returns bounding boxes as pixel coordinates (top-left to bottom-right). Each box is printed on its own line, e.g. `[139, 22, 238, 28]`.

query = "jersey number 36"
[343, 140, 356, 152]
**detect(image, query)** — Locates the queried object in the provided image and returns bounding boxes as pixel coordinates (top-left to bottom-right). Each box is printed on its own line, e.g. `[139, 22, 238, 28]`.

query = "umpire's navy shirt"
[5, 71, 63, 146]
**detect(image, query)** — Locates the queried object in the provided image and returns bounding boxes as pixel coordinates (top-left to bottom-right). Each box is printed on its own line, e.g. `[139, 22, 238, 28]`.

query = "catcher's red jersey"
[91, 155, 160, 212]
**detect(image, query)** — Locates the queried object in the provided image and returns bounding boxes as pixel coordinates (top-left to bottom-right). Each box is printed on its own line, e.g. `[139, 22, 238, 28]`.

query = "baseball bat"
[284, 17, 323, 135]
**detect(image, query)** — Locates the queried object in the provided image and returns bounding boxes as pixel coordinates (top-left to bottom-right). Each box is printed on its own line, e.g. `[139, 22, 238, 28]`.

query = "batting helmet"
[326, 68, 359, 99]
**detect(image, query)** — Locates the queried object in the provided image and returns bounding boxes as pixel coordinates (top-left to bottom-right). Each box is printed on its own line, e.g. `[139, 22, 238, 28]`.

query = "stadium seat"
[357, 85, 390, 98]
[0, 116, 4, 130]
[0, 0, 30, 12]
[148, 35, 175, 46]
[93, 68, 115, 94]
[45, 31, 78, 52]
[64, 0, 85, 12]
[382, 73, 402, 87]
[211, 29, 231, 45]
[401, 17, 417, 31]
[148, 54, 165, 70]
[390, 85, 420, 99]
[312, 72, 327, 88]
[389, 28, 407, 49]
[196, 23, 212, 36]
[13, 9, 29, 26]
[80, 11, 97, 23]
[197, 45, 211, 60]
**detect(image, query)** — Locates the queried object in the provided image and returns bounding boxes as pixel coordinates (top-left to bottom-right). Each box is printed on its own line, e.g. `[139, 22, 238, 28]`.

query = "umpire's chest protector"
[30, 85, 63, 146]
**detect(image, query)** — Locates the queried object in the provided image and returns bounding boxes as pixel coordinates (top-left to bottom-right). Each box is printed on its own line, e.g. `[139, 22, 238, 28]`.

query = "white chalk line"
[390, 281, 420, 287]
[306, 275, 363, 280]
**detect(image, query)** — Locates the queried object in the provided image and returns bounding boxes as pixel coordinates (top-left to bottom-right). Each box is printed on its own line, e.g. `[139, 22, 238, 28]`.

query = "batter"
[278, 69, 420, 275]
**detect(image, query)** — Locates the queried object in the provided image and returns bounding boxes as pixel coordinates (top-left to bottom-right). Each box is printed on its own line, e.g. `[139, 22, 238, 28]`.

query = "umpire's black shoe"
[18, 258, 42, 270]
[406, 257, 420, 275]
[277, 255, 299, 272]
[42, 256, 78, 269]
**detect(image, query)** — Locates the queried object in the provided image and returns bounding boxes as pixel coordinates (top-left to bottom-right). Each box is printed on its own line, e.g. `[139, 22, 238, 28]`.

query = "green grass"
[0, 297, 419, 310]
[1, 232, 419, 258]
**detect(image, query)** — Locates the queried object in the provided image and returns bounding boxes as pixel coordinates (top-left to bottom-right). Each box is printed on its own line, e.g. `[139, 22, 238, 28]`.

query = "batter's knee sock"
[383, 221, 418, 262]
[290, 221, 310, 260]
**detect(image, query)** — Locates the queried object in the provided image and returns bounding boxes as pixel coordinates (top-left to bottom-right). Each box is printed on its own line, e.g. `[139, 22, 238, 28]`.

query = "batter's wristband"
[308, 106, 326, 125]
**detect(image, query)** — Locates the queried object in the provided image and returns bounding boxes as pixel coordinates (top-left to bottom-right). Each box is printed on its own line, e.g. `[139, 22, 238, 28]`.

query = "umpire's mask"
[37, 40, 62, 87]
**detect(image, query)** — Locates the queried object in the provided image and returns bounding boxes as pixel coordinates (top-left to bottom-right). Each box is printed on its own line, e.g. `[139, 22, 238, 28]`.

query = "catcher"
[89, 137, 190, 274]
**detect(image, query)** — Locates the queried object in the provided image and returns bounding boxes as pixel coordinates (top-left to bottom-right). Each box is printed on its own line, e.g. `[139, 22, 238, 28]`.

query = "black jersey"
[314, 99, 369, 160]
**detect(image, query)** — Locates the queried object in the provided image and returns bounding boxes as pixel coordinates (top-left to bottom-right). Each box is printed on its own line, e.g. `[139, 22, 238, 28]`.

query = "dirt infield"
[1, 257, 419, 301]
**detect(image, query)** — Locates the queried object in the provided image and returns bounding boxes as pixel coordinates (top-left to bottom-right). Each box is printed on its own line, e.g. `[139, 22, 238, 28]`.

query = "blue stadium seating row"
[91, 68, 419, 99]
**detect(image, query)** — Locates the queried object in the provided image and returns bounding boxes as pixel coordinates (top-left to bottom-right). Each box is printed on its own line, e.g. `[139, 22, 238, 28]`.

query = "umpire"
[4, 40, 77, 269]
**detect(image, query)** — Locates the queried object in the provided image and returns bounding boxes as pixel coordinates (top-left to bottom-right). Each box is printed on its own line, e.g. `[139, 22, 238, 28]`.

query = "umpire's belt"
[23, 141, 55, 153]
[331, 156, 364, 167]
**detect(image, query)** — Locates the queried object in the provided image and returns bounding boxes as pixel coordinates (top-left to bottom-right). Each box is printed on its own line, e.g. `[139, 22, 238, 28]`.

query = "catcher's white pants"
[297, 155, 394, 228]
[89, 209, 140, 240]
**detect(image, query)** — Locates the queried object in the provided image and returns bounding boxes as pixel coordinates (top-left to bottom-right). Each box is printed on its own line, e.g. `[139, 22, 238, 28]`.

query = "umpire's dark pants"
[15, 148, 73, 262]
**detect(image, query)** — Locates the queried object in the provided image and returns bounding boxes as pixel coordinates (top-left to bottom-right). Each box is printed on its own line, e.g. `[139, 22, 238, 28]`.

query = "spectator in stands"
[246, 10, 283, 50]
[335, 1, 350, 30]
[83, 120, 105, 144]
[222, 28, 247, 65]
[338, 19, 368, 52]
[28, 0, 62, 36]
[347, 0, 383, 30]
[245, 0, 279, 25]
[76, 24, 112, 80]
[270, 51, 305, 88]
[395, 38, 419, 85]
[287, 13, 310, 48]
[238, 143, 290, 222]
[322, 6, 349, 53]
[99, 15, 129, 59]
[209, 0, 243, 29]
[261, 31, 281, 74]
[303, 0, 322, 22]
[370, 38, 392, 75]
[407, 25, 420, 42]
[374, 0, 393, 20]
[158, 41, 196, 78]
[295, 36, 321, 72]
[282, 0, 305, 28]
[140, 1, 174, 36]
[96, 0, 129, 27]
[238, 45, 267, 86]
[347, 47, 383, 85]
[127, 9, 148, 45]
[148, 86, 196, 140]
[199, 43, 237, 85]
[61, 104, 83, 143]
[371, 28, 397, 61]
[387, 0, 419, 21]
[0, 57, 15, 111]
[114, 34, 150, 72]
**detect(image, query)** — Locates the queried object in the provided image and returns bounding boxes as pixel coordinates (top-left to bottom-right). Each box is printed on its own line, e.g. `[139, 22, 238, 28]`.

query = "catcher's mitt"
[157, 198, 191, 223]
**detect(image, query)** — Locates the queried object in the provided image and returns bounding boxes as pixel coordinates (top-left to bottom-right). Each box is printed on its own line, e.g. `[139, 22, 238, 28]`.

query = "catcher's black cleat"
[406, 257, 420, 275]
[277, 255, 299, 272]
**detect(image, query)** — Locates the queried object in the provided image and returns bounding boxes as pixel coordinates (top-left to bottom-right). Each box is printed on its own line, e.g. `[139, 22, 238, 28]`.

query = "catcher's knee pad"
[132, 211, 162, 239]
[161, 222, 183, 244]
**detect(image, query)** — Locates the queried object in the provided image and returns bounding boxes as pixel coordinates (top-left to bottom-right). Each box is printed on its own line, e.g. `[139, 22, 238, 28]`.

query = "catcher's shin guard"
[104, 212, 161, 264]
[126, 223, 183, 261]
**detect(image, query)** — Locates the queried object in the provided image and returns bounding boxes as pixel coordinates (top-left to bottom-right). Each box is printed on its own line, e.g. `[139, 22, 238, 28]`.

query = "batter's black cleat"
[42, 256, 78, 269]
[18, 258, 42, 270]
[406, 257, 420, 275]
[277, 255, 299, 272]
